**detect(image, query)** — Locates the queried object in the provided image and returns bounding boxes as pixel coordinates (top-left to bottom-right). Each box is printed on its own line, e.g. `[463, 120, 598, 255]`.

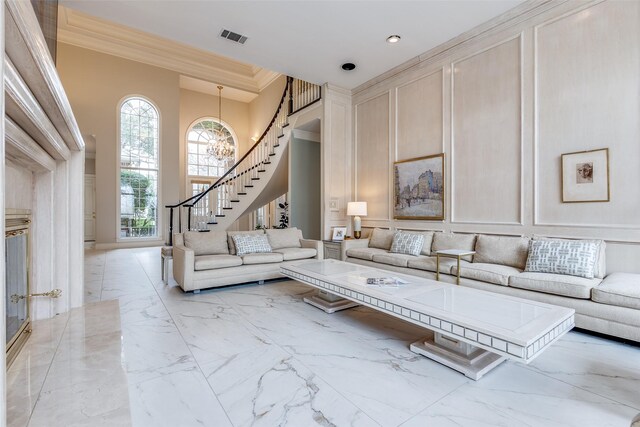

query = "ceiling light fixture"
[341, 62, 356, 71]
[207, 86, 235, 162]
[386, 35, 401, 44]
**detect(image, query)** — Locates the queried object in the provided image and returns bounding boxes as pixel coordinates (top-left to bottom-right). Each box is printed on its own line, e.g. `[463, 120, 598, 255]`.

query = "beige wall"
[58, 43, 181, 245]
[249, 75, 287, 141]
[350, 0, 640, 273]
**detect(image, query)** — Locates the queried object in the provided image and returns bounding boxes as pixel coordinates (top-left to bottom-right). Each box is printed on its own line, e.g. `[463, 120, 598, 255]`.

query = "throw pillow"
[227, 230, 265, 255]
[473, 234, 530, 270]
[431, 233, 477, 261]
[266, 228, 303, 250]
[368, 228, 395, 250]
[183, 231, 229, 256]
[525, 239, 599, 279]
[233, 234, 272, 256]
[533, 235, 606, 279]
[390, 231, 425, 256]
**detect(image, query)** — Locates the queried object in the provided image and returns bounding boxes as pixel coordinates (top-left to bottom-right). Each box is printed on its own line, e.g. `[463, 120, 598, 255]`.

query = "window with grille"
[119, 97, 160, 239]
[187, 119, 236, 178]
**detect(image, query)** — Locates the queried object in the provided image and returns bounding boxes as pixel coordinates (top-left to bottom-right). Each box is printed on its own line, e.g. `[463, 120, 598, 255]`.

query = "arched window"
[186, 119, 237, 217]
[187, 119, 236, 178]
[119, 97, 160, 239]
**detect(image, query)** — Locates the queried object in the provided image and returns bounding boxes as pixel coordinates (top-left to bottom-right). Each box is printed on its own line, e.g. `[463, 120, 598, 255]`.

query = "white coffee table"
[282, 259, 575, 380]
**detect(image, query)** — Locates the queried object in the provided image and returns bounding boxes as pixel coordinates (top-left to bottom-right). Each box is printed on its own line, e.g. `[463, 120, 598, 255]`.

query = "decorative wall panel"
[535, 0, 640, 228]
[396, 70, 443, 161]
[356, 93, 390, 220]
[452, 37, 522, 224]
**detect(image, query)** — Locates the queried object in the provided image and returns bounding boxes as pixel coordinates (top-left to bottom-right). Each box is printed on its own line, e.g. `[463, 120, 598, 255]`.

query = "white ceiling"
[60, 1, 524, 90]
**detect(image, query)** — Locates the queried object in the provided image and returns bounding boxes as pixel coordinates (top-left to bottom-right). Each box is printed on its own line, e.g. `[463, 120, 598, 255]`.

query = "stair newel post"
[168, 207, 174, 245]
[187, 206, 192, 231]
[287, 77, 294, 115]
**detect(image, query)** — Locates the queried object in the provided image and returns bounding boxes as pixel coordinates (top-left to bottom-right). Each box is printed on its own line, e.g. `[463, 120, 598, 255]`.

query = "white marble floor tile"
[402, 363, 638, 427]
[526, 330, 640, 410]
[128, 368, 232, 427]
[202, 344, 378, 427]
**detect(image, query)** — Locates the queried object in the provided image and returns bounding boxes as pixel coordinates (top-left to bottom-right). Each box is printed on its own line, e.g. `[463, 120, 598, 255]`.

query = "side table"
[303, 240, 359, 313]
[435, 249, 476, 285]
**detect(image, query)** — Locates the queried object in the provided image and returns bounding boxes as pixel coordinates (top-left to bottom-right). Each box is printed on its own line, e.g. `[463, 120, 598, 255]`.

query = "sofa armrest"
[172, 244, 194, 291]
[341, 238, 370, 261]
[301, 239, 323, 260]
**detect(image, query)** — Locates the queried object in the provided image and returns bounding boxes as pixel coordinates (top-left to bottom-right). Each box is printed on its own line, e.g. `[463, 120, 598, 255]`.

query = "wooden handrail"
[186, 76, 292, 208]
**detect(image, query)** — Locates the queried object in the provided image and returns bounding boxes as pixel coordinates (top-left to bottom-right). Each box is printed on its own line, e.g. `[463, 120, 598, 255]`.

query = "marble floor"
[6, 247, 640, 427]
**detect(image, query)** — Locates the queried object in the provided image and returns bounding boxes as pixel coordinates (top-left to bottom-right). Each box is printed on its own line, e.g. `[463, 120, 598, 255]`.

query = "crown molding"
[353, 0, 564, 95]
[57, 6, 281, 94]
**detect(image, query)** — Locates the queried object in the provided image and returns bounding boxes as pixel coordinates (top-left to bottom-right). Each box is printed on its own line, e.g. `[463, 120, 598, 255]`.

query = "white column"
[0, 2, 6, 422]
[68, 150, 84, 308]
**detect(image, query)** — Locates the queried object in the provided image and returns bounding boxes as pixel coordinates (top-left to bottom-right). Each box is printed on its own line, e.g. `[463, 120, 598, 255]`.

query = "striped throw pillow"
[525, 239, 598, 279]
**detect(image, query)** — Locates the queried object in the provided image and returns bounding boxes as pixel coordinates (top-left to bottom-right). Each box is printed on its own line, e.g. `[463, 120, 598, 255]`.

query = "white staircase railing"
[165, 77, 321, 244]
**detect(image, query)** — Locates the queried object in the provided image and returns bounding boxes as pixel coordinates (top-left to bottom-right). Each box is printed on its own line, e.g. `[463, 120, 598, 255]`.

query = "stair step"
[269, 153, 276, 157]
[258, 169, 266, 173]
[198, 229, 211, 232]
[274, 144, 280, 147]
[230, 200, 240, 203]
[264, 161, 271, 165]
[245, 185, 254, 188]
[238, 192, 247, 195]
[215, 215, 225, 217]
[251, 177, 260, 181]
[207, 222, 218, 225]
[277, 135, 284, 139]
[222, 207, 232, 210]
[282, 123, 289, 128]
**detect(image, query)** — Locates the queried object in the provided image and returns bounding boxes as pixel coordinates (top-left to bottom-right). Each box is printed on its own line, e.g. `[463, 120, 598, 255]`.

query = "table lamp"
[347, 201, 367, 239]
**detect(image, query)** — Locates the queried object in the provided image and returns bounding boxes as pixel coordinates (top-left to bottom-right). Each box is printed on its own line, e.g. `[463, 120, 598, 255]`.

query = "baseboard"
[84, 241, 96, 249]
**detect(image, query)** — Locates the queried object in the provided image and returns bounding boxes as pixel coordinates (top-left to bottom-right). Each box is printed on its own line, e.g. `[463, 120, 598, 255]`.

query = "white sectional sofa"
[173, 228, 322, 292]
[343, 228, 640, 343]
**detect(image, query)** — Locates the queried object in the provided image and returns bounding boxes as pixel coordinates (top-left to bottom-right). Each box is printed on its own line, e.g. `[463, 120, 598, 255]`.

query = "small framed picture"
[331, 226, 347, 241]
[561, 148, 610, 203]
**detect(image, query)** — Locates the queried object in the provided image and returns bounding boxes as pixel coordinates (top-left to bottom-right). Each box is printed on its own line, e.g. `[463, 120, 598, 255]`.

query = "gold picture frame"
[561, 148, 610, 203]
[393, 153, 445, 220]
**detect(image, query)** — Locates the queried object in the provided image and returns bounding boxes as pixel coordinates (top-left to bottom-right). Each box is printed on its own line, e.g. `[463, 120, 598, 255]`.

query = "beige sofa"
[173, 228, 322, 292]
[344, 229, 640, 343]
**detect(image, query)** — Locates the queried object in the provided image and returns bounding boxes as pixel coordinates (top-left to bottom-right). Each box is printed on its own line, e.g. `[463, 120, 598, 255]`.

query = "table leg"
[456, 256, 461, 285]
[436, 253, 440, 281]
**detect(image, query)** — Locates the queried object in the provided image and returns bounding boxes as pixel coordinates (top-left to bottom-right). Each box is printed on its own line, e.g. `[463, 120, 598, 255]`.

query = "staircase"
[166, 77, 321, 244]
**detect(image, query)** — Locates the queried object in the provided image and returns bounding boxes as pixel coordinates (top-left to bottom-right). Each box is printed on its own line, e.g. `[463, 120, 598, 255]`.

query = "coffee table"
[281, 259, 575, 380]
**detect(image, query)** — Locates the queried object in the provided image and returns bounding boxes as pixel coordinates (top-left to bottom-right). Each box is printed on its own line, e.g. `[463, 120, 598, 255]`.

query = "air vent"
[220, 29, 248, 45]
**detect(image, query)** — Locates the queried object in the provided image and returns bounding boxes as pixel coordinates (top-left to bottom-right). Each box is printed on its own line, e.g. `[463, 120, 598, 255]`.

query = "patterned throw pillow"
[390, 231, 425, 256]
[525, 239, 599, 279]
[232, 234, 272, 256]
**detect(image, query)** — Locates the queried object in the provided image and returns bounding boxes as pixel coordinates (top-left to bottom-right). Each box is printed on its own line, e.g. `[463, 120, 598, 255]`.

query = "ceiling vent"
[219, 29, 248, 45]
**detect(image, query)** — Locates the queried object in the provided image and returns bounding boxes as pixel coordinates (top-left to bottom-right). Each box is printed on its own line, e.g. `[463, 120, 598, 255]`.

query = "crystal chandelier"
[207, 85, 235, 162]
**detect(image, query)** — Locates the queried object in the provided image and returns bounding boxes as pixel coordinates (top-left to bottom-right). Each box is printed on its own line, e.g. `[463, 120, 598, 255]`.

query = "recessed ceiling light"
[341, 62, 356, 71]
[386, 35, 401, 44]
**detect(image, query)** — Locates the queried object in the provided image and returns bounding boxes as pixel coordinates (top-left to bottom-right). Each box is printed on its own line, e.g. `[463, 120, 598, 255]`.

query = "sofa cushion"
[233, 234, 272, 256]
[390, 231, 425, 256]
[241, 252, 284, 265]
[368, 228, 395, 250]
[432, 233, 477, 261]
[592, 273, 640, 310]
[227, 230, 265, 255]
[183, 231, 229, 256]
[194, 254, 242, 271]
[273, 247, 317, 261]
[509, 272, 602, 299]
[372, 253, 428, 268]
[266, 228, 303, 250]
[407, 256, 471, 274]
[473, 234, 530, 270]
[525, 239, 599, 279]
[534, 236, 606, 279]
[452, 263, 522, 286]
[346, 247, 388, 261]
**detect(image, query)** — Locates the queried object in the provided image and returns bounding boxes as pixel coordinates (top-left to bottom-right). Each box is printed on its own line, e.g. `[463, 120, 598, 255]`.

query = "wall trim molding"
[449, 33, 525, 226]
[353, 0, 565, 95]
[58, 6, 280, 94]
[5, 117, 57, 172]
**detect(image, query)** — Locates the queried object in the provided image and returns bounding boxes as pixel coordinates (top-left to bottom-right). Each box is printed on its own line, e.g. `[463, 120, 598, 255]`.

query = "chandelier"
[206, 85, 235, 162]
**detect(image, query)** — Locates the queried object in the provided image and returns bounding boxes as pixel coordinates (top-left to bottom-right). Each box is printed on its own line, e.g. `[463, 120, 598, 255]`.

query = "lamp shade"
[347, 201, 367, 216]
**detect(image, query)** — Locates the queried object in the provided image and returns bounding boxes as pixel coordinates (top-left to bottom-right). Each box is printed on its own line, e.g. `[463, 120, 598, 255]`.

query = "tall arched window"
[186, 119, 237, 217]
[119, 97, 160, 239]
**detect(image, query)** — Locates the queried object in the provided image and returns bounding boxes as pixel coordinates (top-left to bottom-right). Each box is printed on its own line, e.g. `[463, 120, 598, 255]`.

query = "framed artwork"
[561, 148, 610, 203]
[331, 226, 347, 241]
[394, 154, 445, 220]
